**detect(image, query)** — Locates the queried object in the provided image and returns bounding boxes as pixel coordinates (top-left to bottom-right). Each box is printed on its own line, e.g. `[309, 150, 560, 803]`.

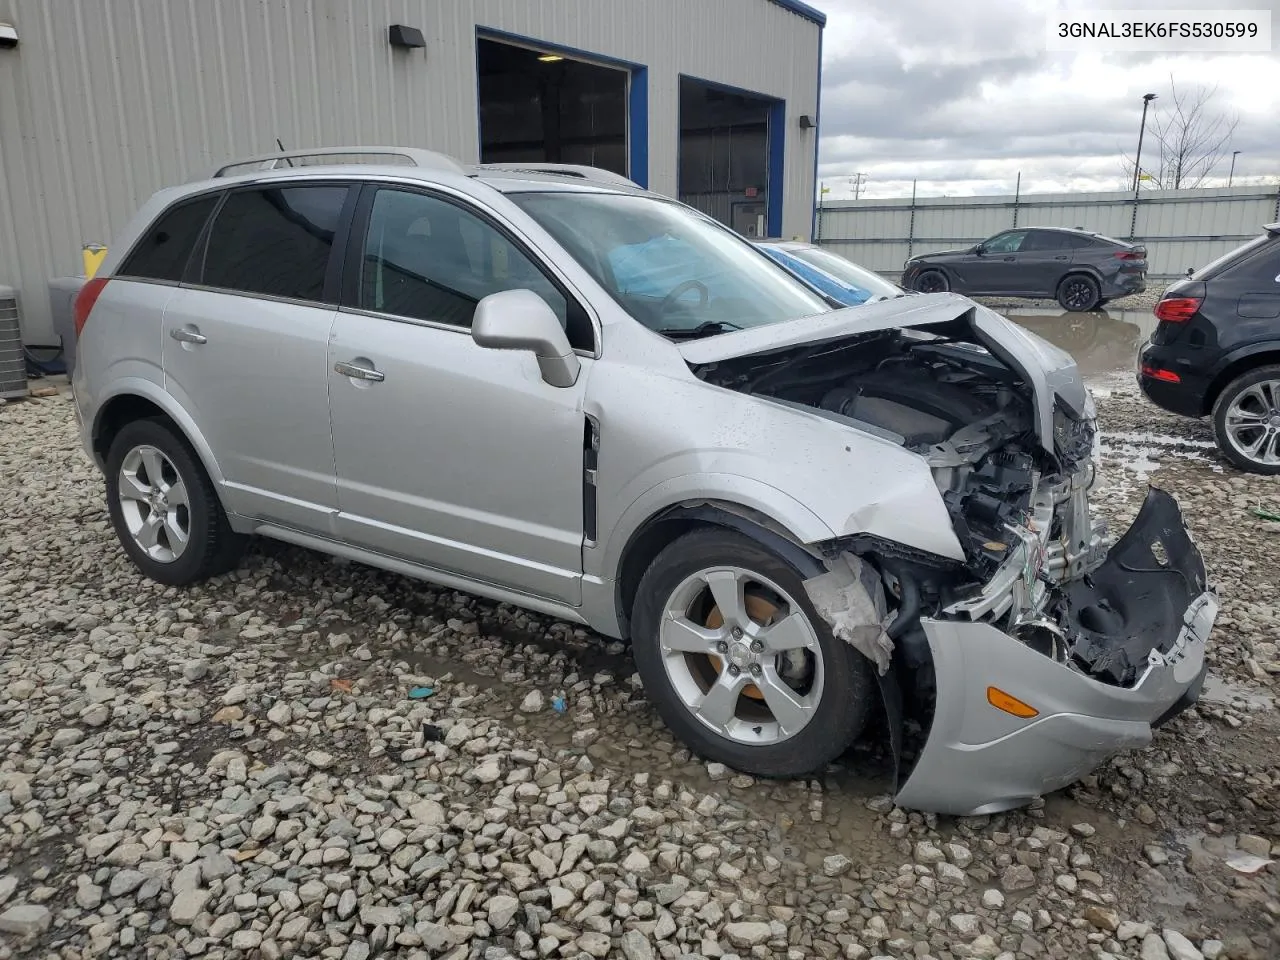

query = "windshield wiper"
[657, 321, 743, 339]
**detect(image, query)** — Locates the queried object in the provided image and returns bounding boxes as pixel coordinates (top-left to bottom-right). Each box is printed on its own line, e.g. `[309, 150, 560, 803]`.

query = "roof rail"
[210, 146, 466, 179]
[474, 162, 640, 189]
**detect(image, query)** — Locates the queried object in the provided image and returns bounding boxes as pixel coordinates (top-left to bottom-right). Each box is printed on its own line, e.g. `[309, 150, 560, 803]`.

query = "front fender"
[589, 473, 835, 585]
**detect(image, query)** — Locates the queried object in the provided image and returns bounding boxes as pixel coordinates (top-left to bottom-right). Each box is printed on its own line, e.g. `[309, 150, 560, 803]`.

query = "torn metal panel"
[803, 551, 894, 674]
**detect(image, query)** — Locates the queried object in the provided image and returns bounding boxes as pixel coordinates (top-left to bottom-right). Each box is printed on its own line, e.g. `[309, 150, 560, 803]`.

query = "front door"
[161, 183, 352, 534]
[326, 185, 591, 604]
[959, 230, 1028, 294]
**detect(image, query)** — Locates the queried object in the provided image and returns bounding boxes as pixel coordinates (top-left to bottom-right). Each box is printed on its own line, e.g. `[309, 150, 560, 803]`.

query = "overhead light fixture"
[798, 115, 815, 129]
[0, 22, 18, 48]
[537, 54, 564, 62]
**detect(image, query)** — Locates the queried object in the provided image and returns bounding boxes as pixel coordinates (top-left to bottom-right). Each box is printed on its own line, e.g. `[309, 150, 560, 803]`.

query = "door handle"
[334, 360, 385, 382]
[170, 327, 207, 345]
[1002, 256, 1016, 261]
[1055, 255, 1070, 261]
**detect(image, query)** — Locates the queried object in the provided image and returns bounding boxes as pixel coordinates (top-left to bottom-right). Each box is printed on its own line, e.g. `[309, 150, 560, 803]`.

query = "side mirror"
[472, 289, 581, 388]
[972, 244, 984, 256]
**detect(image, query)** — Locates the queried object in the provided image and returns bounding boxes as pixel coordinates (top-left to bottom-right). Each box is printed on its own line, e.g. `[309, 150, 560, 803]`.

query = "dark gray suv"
[902, 227, 1147, 312]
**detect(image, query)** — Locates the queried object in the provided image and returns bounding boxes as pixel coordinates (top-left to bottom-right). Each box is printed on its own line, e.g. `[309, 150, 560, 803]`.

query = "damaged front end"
[688, 298, 1216, 814]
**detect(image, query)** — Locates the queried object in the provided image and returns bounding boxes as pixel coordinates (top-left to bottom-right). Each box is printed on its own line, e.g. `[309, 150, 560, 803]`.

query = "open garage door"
[679, 77, 782, 238]
[478, 36, 637, 181]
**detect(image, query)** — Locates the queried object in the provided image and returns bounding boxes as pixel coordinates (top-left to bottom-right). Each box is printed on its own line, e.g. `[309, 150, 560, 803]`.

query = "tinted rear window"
[118, 195, 219, 282]
[1192, 233, 1278, 281]
[1022, 231, 1078, 251]
[200, 185, 349, 301]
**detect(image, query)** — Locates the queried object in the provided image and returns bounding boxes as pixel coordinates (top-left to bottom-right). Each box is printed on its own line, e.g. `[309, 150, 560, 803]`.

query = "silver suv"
[73, 147, 1216, 815]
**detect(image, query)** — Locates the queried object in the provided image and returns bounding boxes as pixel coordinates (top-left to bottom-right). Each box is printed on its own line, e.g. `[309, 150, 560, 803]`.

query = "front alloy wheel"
[631, 529, 876, 777]
[659, 566, 824, 746]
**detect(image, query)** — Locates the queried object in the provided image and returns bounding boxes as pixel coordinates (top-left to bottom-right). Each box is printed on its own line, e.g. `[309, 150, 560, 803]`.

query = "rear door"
[161, 182, 355, 534]
[1012, 230, 1075, 296]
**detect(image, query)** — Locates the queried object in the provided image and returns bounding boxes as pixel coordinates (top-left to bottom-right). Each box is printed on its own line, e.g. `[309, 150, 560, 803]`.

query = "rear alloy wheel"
[1212, 365, 1280, 475]
[631, 529, 876, 777]
[105, 419, 247, 584]
[1057, 274, 1101, 312]
[913, 270, 949, 294]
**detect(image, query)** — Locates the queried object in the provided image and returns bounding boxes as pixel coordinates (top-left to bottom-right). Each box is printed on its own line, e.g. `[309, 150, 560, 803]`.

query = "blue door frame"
[678, 74, 786, 239]
[475, 27, 649, 188]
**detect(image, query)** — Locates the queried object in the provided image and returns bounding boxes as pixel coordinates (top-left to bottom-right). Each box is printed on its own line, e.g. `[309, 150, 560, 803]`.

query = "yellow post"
[82, 243, 107, 279]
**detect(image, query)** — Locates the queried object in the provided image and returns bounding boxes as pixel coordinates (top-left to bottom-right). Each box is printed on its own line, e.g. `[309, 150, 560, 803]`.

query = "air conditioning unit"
[0, 285, 28, 399]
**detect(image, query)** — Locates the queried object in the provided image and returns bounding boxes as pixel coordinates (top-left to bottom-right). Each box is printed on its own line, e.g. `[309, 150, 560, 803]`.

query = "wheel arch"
[612, 501, 828, 642]
[914, 265, 951, 291]
[92, 380, 226, 489]
[1055, 267, 1103, 292]
[1205, 345, 1280, 416]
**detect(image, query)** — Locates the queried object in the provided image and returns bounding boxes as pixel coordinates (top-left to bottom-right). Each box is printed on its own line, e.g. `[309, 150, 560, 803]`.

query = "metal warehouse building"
[0, 0, 825, 348]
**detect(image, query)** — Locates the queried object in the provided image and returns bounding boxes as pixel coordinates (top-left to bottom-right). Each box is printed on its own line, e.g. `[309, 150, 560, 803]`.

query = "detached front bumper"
[895, 487, 1215, 816]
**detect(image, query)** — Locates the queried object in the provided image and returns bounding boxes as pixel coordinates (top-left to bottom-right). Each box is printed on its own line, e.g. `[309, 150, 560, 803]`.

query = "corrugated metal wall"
[0, 0, 821, 343]
[817, 185, 1280, 281]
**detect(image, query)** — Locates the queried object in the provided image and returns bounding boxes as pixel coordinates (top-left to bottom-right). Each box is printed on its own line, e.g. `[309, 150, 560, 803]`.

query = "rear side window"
[200, 185, 349, 301]
[1193, 233, 1279, 281]
[118, 195, 219, 282]
[1022, 231, 1075, 251]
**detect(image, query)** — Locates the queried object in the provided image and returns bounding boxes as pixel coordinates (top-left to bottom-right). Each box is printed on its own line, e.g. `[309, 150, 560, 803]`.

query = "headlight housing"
[1053, 399, 1096, 468]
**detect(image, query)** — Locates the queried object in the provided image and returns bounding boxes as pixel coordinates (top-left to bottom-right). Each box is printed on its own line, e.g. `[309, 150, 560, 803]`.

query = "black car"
[902, 227, 1147, 312]
[1139, 223, 1280, 474]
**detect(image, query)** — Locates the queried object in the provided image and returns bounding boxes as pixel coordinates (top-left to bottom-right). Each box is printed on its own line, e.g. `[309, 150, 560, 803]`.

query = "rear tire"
[913, 270, 949, 294]
[104, 418, 246, 585]
[1057, 274, 1100, 312]
[1212, 365, 1280, 475]
[631, 528, 877, 778]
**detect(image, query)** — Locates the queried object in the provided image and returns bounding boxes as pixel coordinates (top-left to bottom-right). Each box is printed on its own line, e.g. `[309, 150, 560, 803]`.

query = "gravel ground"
[974, 283, 1168, 314]
[1, 381, 1278, 960]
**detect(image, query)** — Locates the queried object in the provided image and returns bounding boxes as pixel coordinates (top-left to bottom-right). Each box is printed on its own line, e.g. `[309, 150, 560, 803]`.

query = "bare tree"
[1120, 78, 1238, 189]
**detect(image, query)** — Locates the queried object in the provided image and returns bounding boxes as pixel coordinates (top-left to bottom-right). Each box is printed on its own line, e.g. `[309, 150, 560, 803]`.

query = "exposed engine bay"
[689, 321, 1190, 691]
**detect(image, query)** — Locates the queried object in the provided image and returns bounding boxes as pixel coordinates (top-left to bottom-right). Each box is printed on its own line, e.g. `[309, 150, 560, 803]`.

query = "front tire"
[1057, 274, 1100, 312]
[105, 419, 246, 585]
[913, 270, 949, 294]
[631, 529, 877, 778]
[1212, 365, 1280, 475]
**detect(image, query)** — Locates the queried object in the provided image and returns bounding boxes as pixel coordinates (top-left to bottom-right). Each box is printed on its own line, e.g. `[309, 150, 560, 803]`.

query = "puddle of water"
[1003, 307, 1156, 379]
[1201, 674, 1275, 711]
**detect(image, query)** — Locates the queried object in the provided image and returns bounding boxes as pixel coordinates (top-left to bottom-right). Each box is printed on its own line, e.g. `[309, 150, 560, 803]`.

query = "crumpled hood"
[679, 292, 1090, 450]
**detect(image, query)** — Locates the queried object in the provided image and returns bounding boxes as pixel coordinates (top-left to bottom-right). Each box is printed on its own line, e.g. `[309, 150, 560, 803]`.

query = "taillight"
[1153, 296, 1202, 323]
[73, 277, 109, 338]
[1141, 364, 1181, 383]
[1115, 251, 1144, 260]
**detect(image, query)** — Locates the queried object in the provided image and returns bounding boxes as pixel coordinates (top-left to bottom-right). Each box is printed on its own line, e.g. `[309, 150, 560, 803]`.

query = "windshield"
[508, 191, 830, 336]
[778, 246, 902, 301]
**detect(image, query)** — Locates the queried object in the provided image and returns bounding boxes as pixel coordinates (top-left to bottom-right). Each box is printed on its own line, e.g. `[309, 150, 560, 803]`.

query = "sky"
[815, 0, 1280, 199]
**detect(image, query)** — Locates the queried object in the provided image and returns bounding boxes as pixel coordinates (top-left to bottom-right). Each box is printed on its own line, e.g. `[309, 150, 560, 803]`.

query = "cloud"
[815, 0, 1280, 197]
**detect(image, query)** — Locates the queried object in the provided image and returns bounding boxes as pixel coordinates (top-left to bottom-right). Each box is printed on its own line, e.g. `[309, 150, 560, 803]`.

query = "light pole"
[1132, 93, 1157, 191]
[1229, 150, 1240, 186]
